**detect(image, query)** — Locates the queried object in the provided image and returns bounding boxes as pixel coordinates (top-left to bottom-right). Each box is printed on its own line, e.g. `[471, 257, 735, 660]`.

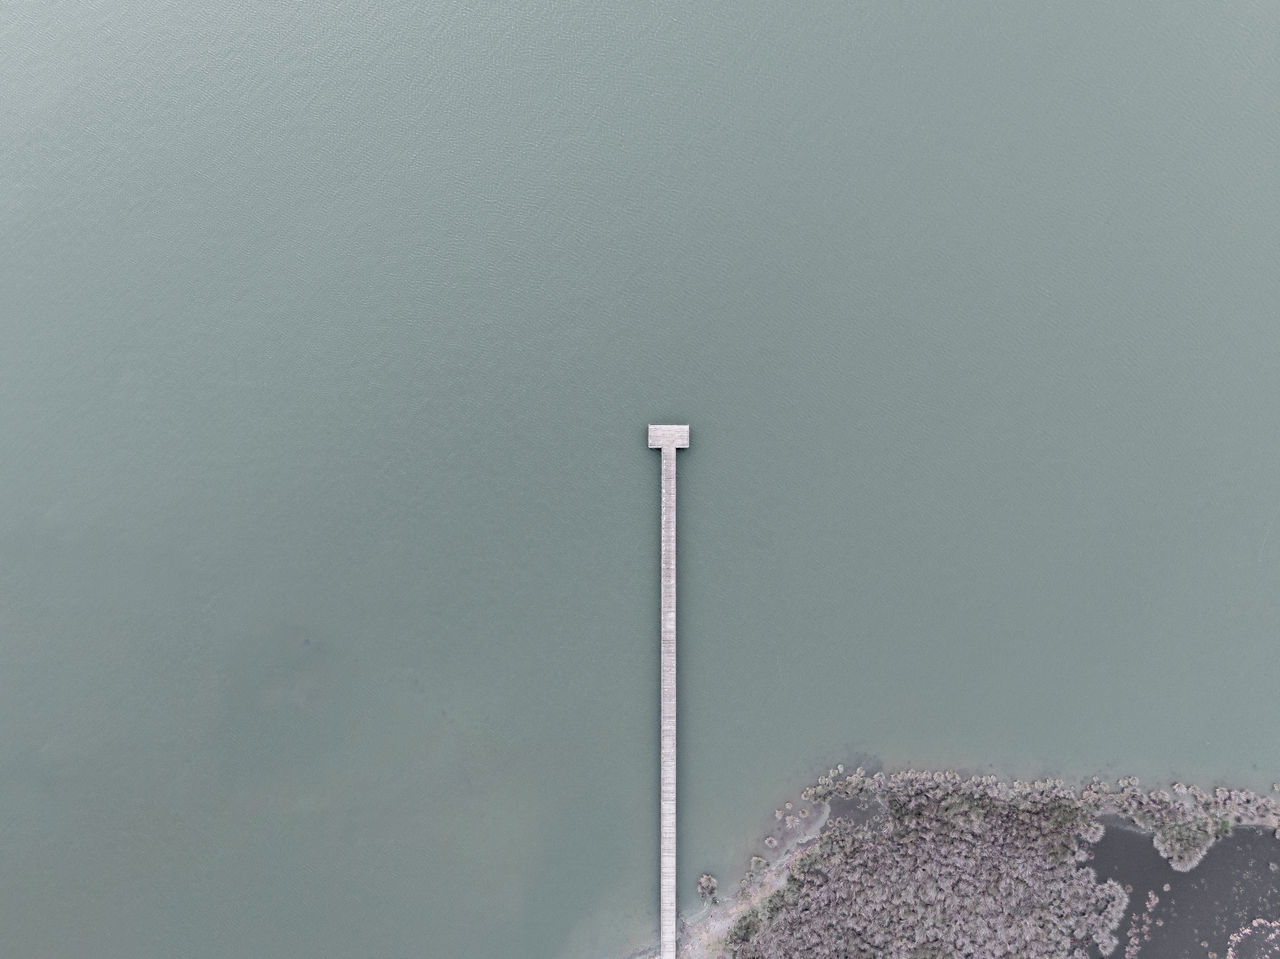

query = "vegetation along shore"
[647, 766, 1280, 959]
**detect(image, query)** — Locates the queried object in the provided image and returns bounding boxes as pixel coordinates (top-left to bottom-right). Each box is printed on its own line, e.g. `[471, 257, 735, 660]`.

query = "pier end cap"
[648, 424, 690, 449]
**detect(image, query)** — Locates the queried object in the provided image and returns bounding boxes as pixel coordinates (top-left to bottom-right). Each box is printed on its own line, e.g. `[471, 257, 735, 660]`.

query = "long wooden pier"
[648, 424, 689, 959]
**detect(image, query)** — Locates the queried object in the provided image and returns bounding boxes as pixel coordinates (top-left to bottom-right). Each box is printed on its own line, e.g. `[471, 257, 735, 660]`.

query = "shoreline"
[619, 795, 831, 959]
[623, 769, 1280, 959]
[677, 798, 831, 959]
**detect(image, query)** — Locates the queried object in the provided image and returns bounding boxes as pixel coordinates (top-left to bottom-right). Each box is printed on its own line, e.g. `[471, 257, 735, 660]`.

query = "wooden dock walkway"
[648, 424, 689, 959]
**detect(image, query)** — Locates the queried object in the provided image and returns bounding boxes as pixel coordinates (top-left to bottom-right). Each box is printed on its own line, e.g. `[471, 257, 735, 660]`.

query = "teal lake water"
[4, 3, 1280, 957]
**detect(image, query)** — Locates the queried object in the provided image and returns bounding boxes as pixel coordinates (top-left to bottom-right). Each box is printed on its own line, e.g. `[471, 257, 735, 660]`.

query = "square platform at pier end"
[647, 425, 690, 448]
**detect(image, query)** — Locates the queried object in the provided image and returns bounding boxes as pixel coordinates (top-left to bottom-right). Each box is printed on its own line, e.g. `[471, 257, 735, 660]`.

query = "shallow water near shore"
[5, 2, 1280, 958]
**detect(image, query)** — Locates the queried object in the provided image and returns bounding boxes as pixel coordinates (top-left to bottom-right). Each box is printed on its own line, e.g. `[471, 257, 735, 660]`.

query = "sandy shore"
[675, 838, 823, 958]
[620, 795, 832, 959]
[684, 790, 834, 958]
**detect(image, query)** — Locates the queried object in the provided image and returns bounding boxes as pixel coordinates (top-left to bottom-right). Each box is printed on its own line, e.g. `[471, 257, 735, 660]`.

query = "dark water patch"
[1091, 821, 1280, 958]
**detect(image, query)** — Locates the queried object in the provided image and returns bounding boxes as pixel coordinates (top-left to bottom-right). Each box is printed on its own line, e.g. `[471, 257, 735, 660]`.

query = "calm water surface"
[3, 3, 1280, 957]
